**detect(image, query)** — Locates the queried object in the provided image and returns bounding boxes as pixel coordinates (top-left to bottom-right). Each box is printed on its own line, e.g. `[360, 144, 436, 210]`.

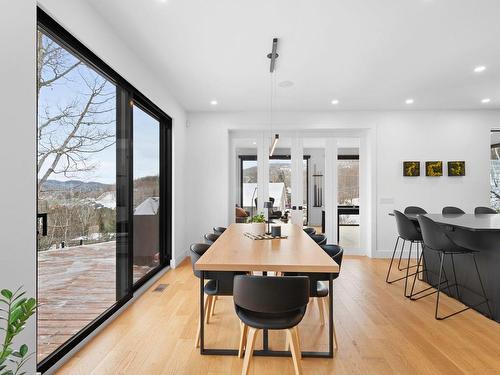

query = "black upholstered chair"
[284, 244, 343, 349]
[234, 275, 309, 375]
[404, 206, 427, 215]
[310, 234, 327, 246]
[386, 210, 424, 296]
[303, 227, 316, 236]
[204, 233, 220, 245]
[474, 206, 497, 214]
[213, 226, 227, 235]
[442, 206, 465, 215]
[409, 215, 492, 320]
[190, 243, 244, 347]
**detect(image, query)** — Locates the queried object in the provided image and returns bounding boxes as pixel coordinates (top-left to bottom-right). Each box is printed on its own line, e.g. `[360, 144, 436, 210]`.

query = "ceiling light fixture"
[331, 99, 339, 105]
[405, 98, 414, 104]
[267, 38, 279, 156]
[474, 66, 486, 73]
[210, 100, 218, 106]
[481, 98, 491, 104]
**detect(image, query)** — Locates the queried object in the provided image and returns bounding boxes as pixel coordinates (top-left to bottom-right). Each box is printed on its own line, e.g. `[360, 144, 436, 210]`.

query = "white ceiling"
[87, 0, 500, 112]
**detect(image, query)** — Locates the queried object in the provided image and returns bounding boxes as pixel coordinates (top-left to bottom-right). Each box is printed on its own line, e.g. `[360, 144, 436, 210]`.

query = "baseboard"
[171, 251, 188, 268]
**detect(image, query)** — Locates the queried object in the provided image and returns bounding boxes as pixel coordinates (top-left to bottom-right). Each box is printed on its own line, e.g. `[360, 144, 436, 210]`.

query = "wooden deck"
[37, 242, 151, 362]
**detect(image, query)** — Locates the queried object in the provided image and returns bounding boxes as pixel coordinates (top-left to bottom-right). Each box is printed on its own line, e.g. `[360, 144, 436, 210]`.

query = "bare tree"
[37, 30, 116, 192]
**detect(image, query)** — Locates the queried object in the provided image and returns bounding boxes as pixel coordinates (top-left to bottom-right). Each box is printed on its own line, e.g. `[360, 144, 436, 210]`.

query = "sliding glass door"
[132, 105, 161, 283]
[37, 9, 172, 372]
[37, 28, 120, 363]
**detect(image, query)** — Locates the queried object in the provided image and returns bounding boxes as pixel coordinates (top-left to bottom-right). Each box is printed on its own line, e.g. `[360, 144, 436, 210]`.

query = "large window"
[491, 131, 500, 211]
[37, 9, 171, 373]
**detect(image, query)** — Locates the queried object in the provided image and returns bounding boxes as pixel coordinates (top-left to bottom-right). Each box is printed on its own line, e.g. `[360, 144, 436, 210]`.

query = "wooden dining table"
[194, 223, 340, 358]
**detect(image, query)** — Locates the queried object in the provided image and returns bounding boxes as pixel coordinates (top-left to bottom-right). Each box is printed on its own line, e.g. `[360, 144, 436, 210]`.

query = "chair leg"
[287, 327, 303, 375]
[238, 322, 248, 358]
[210, 295, 217, 317]
[195, 295, 210, 348]
[404, 241, 413, 297]
[385, 236, 400, 283]
[472, 254, 493, 319]
[242, 327, 258, 375]
[435, 252, 445, 320]
[450, 254, 461, 300]
[397, 239, 407, 270]
[205, 295, 214, 324]
[316, 297, 325, 326]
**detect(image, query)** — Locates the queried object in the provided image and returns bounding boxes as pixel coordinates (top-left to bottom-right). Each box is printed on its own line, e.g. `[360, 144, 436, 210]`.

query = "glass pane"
[37, 29, 117, 362]
[490, 134, 500, 211]
[338, 158, 360, 247]
[242, 159, 258, 217]
[133, 106, 160, 283]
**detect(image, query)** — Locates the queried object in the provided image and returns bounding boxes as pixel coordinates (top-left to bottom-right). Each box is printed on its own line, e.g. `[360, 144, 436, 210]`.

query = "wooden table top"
[389, 212, 500, 232]
[194, 223, 339, 273]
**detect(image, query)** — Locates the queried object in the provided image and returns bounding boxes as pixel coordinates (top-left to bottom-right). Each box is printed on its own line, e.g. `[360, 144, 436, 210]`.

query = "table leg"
[200, 271, 205, 354]
[329, 273, 334, 358]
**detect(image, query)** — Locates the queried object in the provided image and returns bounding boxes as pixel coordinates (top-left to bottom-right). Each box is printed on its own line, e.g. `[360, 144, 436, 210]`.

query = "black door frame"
[37, 8, 172, 373]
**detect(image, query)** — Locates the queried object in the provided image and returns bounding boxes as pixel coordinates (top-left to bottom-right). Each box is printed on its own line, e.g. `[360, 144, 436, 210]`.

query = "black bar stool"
[395, 206, 427, 270]
[474, 206, 497, 214]
[303, 227, 316, 236]
[442, 206, 465, 215]
[386, 210, 423, 297]
[310, 234, 327, 246]
[409, 215, 492, 320]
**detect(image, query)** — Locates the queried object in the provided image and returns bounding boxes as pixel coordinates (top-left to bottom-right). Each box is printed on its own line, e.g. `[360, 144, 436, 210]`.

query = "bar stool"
[396, 206, 427, 270]
[442, 206, 465, 215]
[386, 210, 423, 297]
[474, 206, 497, 214]
[409, 215, 492, 320]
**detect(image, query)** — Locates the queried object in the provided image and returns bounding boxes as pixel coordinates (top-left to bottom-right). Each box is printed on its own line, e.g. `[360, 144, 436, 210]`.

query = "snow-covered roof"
[134, 197, 160, 215]
[95, 191, 116, 209]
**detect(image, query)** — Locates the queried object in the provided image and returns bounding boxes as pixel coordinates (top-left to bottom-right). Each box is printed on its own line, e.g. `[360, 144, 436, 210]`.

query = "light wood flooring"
[54, 256, 500, 375]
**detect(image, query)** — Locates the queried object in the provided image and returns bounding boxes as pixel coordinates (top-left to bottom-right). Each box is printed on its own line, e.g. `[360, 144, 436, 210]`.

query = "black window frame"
[239, 154, 310, 224]
[37, 8, 172, 373]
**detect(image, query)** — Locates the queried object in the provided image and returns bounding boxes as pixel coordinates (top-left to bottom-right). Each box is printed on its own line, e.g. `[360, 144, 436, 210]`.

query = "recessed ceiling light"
[278, 80, 294, 88]
[252, 142, 257, 145]
[481, 98, 491, 104]
[210, 100, 218, 106]
[474, 66, 486, 73]
[405, 98, 414, 104]
[331, 99, 339, 105]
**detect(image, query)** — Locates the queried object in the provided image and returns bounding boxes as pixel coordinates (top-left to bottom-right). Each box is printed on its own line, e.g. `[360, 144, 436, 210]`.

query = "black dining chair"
[284, 244, 343, 349]
[204, 233, 220, 245]
[213, 226, 227, 235]
[234, 275, 309, 375]
[474, 206, 497, 214]
[386, 210, 424, 296]
[303, 227, 316, 236]
[442, 206, 465, 215]
[404, 206, 427, 215]
[190, 243, 244, 348]
[409, 215, 492, 320]
[310, 234, 327, 246]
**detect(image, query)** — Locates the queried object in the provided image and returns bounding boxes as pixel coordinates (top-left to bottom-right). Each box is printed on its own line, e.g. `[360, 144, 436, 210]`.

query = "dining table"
[389, 212, 500, 322]
[194, 223, 340, 358]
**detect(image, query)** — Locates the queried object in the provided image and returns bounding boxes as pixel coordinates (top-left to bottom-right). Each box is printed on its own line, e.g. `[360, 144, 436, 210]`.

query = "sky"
[38, 32, 159, 185]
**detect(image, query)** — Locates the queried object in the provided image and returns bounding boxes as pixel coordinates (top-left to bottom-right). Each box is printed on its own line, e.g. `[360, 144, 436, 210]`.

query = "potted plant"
[247, 213, 266, 234]
[0, 287, 37, 375]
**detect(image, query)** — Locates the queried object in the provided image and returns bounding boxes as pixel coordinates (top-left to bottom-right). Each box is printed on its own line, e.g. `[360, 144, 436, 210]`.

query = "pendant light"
[268, 38, 279, 156]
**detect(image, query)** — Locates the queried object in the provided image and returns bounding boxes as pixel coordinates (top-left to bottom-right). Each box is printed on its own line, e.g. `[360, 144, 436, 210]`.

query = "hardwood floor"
[55, 256, 500, 375]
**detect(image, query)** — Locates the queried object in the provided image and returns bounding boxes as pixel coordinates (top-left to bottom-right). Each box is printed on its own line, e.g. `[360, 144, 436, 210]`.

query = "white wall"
[186, 110, 500, 257]
[0, 2, 37, 374]
[38, 0, 189, 265]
